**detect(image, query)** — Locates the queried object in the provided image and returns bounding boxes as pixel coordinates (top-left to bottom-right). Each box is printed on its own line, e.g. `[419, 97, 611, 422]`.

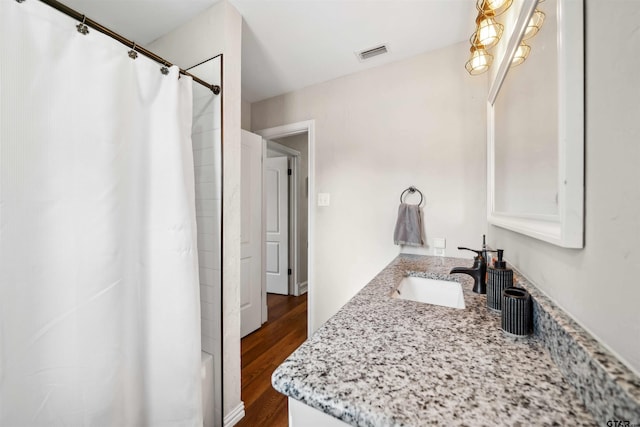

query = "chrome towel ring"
[400, 186, 424, 206]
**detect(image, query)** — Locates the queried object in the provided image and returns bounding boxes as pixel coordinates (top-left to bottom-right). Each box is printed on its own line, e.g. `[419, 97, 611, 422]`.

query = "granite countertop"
[272, 254, 596, 426]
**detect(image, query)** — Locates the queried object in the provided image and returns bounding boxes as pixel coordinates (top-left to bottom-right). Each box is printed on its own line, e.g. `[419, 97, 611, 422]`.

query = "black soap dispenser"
[486, 249, 514, 313]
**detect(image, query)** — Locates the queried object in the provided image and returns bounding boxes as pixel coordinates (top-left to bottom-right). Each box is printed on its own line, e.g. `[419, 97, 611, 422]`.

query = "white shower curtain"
[0, 1, 203, 426]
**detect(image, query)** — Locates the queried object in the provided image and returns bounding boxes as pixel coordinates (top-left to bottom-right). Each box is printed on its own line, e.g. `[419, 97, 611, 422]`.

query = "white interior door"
[240, 130, 263, 337]
[266, 156, 289, 295]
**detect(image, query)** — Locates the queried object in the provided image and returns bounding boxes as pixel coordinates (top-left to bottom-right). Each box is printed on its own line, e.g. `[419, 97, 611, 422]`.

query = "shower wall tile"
[197, 219, 220, 239]
[200, 267, 220, 354]
[196, 200, 220, 251]
[195, 182, 218, 200]
[200, 283, 216, 302]
[193, 147, 216, 166]
[193, 95, 218, 121]
[200, 275, 221, 356]
[197, 232, 219, 253]
[198, 250, 221, 270]
[193, 130, 221, 201]
[193, 108, 222, 134]
[193, 129, 222, 153]
[194, 165, 215, 184]
[201, 300, 217, 321]
[196, 199, 216, 217]
[201, 312, 221, 355]
[191, 77, 222, 360]
[199, 268, 221, 288]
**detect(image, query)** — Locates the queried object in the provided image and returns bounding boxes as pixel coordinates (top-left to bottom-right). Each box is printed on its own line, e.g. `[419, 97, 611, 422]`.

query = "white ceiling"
[59, 0, 477, 103]
[61, 0, 221, 45]
[234, 1, 475, 102]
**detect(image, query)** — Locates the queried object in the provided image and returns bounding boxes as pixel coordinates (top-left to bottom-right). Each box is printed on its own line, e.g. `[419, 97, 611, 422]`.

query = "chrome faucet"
[450, 247, 487, 294]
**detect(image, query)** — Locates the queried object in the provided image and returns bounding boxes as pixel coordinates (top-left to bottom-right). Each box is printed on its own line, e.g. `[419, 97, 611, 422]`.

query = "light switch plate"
[317, 193, 330, 206]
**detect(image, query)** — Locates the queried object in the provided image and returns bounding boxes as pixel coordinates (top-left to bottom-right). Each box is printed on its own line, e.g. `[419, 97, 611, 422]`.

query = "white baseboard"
[298, 281, 308, 295]
[223, 401, 245, 427]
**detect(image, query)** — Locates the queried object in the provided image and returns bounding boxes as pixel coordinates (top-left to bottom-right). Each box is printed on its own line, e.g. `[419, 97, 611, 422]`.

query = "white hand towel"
[393, 203, 424, 246]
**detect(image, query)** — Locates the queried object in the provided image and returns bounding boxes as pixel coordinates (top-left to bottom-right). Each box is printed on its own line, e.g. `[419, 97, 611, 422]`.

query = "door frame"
[255, 120, 315, 337]
[266, 140, 302, 297]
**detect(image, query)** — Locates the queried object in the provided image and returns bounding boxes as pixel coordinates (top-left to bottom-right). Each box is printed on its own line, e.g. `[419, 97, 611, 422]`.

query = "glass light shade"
[511, 43, 531, 67]
[470, 15, 504, 49]
[476, 0, 513, 17]
[522, 10, 545, 40]
[465, 46, 494, 75]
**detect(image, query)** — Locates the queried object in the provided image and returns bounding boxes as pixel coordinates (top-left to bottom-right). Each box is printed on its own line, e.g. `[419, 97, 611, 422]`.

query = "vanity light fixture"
[470, 12, 504, 49]
[467, 0, 537, 75]
[465, 45, 493, 75]
[511, 42, 531, 67]
[476, 0, 513, 17]
[522, 9, 545, 40]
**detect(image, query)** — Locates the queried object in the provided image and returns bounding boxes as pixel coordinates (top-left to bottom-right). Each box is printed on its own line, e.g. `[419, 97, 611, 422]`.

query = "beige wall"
[252, 42, 487, 330]
[490, 0, 640, 375]
[148, 6, 223, 68]
[149, 0, 245, 422]
[241, 99, 251, 130]
[219, 3, 243, 422]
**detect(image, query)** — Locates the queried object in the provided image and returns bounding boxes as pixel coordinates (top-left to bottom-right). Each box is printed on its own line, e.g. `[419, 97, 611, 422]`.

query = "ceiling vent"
[356, 44, 389, 62]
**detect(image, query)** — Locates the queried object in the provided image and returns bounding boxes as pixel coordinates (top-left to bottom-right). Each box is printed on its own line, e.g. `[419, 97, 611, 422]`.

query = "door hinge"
[288, 168, 292, 176]
[288, 268, 292, 275]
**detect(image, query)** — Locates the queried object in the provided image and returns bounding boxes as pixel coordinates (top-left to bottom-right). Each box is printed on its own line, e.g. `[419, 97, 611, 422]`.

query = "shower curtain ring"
[76, 15, 89, 35]
[128, 43, 138, 59]
[160, 62, 170, 75]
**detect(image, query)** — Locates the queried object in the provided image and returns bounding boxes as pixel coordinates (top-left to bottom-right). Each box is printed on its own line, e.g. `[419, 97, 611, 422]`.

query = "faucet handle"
[458, 247, 498, 264]
[457, 247, 483, 257]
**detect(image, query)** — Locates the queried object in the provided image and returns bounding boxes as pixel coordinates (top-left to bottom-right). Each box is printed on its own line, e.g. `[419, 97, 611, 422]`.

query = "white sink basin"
[391, 276, 465, 309]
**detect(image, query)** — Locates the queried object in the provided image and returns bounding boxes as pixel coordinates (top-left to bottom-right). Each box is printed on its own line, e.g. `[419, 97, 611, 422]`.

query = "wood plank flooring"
[237, 293, 307, 427]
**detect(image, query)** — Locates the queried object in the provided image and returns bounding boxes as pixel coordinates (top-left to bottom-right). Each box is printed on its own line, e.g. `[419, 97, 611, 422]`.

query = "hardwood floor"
[237, 293, 307, 427]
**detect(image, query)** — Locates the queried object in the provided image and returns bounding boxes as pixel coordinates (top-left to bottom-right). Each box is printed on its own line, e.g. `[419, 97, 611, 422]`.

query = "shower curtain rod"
[35, 0, 221, 95]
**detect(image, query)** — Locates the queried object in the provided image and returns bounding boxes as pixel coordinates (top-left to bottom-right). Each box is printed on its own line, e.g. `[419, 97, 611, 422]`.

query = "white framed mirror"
[487, 0, 584, 248]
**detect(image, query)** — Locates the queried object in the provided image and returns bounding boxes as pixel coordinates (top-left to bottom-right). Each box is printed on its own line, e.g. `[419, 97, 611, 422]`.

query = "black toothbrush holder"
[501, 287, 532, 337]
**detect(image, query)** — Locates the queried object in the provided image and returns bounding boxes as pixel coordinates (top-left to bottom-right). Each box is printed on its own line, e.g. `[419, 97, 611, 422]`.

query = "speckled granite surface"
[272, 255, 597, 426]
[513, 266, 640, 424]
